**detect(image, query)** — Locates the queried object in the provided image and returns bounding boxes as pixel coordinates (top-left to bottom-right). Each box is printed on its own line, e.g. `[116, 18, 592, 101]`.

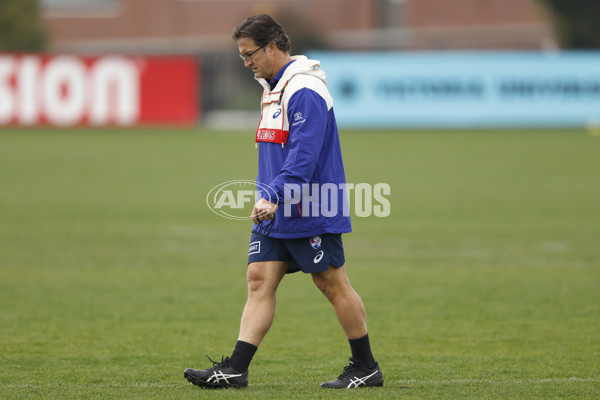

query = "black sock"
[229, 340, 257, 372]
[348, 334, 377, 369]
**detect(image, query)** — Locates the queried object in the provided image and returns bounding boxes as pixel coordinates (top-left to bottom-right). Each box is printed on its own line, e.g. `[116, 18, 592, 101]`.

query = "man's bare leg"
[313, 264, 382, 389]
[238, 260, 289, 346]
[311, 264, 367, 339]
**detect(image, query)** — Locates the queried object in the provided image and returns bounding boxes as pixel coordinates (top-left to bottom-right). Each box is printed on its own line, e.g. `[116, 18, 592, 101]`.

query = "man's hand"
[251, 198, 278, 224]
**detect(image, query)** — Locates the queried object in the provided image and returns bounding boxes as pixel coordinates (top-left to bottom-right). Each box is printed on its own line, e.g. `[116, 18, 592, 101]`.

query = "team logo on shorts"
[309, 236, 322, 250]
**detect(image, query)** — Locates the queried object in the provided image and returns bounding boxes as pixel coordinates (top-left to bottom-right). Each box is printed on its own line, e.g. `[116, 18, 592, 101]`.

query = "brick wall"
[42, 0, 379, 52]
[42, 0, 555, 51]
[401, 0, 554, 49]
[406, 0, 548, 27]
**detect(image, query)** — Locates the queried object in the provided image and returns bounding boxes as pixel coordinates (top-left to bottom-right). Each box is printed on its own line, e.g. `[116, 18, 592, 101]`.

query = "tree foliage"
[537, 0, 600, 49]
[0, 0, 47, 51]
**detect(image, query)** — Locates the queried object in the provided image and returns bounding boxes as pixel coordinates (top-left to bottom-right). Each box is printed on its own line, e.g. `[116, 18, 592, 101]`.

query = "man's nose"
[244, 58, 253, 68]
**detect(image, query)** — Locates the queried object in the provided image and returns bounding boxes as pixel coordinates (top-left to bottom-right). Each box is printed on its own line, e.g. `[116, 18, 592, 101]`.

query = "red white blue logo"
[309, 236, 322, 250]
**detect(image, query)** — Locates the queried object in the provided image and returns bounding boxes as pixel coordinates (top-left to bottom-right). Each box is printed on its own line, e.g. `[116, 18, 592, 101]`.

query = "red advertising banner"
[0, 54, 199, 127]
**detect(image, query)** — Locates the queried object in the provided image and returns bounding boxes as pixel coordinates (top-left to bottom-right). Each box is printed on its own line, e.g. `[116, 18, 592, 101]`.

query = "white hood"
[257, 55, 327, 92]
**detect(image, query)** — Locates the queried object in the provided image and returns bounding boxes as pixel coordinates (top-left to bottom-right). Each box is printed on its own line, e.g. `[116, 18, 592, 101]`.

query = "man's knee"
[246, 265, 265, 293]
[312, 265, 349, 301]
[246, 261, 287, 294]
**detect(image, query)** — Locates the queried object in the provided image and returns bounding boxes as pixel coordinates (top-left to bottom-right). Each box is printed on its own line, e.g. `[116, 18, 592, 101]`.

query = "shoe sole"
[368, 378, 384, 387]
[321, 378, 384, 389]
[184, 371, 247, 389]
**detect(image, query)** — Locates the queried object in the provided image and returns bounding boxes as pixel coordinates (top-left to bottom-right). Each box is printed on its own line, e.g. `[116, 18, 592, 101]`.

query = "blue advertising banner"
[307, 51, 600, 128]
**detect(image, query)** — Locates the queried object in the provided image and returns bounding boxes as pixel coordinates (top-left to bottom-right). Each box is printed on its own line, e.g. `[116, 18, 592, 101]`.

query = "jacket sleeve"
[262, 87, 328, 203]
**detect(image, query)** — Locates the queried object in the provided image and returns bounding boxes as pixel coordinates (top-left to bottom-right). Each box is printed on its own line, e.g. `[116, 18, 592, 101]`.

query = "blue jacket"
[253, 56, 352, 239]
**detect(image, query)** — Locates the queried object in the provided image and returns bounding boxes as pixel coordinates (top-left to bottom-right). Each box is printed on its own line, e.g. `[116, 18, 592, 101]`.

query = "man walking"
[184, 14, 383, 389]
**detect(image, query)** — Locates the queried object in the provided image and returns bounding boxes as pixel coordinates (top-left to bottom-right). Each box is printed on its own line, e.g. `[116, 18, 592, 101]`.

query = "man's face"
[237, 37, 273, 80]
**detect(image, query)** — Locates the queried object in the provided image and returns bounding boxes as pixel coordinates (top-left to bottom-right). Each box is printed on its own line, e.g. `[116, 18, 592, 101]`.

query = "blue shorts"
[248, 232, 346, 274]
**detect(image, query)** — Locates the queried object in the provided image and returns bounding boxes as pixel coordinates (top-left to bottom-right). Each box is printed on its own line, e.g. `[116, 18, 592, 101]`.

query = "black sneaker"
[184, 356, 248, 389]
[321, 358, 384, 389]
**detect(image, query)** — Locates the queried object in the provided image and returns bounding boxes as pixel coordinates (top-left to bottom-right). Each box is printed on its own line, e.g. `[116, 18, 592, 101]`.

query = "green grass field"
[1, 128, 599, 399]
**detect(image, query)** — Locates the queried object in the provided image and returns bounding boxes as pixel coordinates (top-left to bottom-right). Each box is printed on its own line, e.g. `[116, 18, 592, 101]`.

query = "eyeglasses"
[238, 44, 267, 62]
